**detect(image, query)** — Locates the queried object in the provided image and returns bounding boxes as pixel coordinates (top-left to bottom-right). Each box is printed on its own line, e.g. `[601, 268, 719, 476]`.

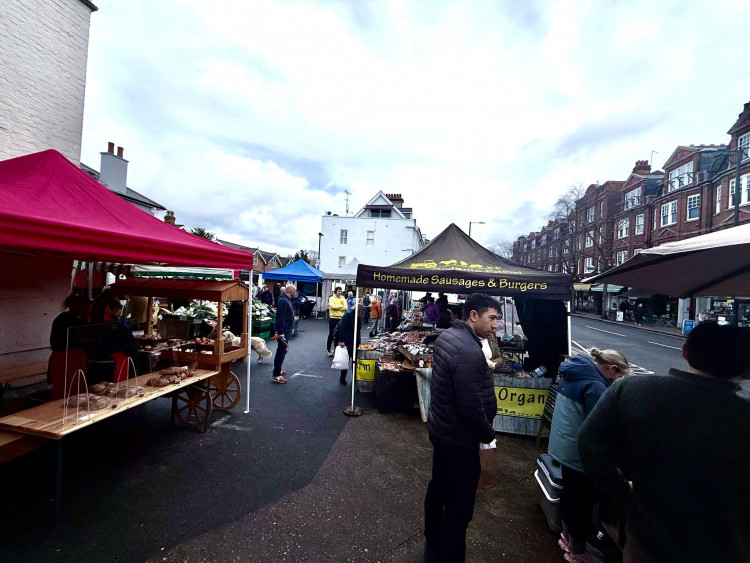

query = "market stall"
[0, 150, 254, 521]
[356, 223, 573, 435]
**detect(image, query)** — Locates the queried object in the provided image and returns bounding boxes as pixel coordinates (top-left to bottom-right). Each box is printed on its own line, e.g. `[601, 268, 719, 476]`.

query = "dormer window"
[668, 162, 693, 192]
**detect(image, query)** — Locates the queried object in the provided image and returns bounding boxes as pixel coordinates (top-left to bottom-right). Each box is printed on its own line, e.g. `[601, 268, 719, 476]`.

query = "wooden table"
[0, 368, 218, 522]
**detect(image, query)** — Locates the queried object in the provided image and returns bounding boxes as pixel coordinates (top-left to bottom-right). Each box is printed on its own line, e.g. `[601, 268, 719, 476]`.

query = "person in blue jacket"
[548, 347, 629, 562]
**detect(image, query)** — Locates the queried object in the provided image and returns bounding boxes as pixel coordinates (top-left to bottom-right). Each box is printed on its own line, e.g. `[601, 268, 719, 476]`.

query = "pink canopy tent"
[0, 150, 253, 269]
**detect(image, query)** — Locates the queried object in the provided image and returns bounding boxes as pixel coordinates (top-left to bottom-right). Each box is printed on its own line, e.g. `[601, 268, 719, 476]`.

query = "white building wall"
[0, 0, 95, 164]
[320, 215, 421, 272]
[0, 256, 73, 363]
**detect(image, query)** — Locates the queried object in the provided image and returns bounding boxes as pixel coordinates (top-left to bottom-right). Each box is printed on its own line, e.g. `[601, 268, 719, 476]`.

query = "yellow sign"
[495, 386, 548, 419]
[356, 359, 375, 381]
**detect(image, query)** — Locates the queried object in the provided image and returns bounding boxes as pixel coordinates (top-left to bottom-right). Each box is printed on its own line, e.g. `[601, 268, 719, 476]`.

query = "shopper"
[346, 290, 356, 312]
[48, 293, 91, 399]
[336, 304, 363, 385]
[424, 293, 500, 562]
[259, 285, 273, 306]
[424, 296, 440, 325]
[272, 282, 281, 307]
[271, 284, 295, 384]
[547, 347, 629, 562]
[369, 295, 383, 337]
[326, 286, 347, 357]
[578, 323, 750, 563]
[362, 290, 372, 325]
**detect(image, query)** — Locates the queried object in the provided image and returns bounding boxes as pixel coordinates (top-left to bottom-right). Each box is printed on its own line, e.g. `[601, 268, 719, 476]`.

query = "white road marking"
[571, 340, 588, 353]
[213, 424, 255, 432]
[583, 325, 626, 337]
[211, 414, 232, 427]
[648, 341, 682, 350]
[289, 372, 323, 378]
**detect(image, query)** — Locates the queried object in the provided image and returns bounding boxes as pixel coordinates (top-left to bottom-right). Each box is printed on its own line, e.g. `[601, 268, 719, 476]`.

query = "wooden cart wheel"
[212, 370, 241, 410]
[174, 386, 212, 427]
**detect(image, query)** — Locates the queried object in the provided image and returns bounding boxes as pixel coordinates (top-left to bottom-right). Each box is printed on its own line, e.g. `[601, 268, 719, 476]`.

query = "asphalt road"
[570, 316, 687, 376]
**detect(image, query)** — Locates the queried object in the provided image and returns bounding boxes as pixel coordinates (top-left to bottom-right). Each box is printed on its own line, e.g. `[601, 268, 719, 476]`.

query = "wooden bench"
[0, 358, 49, 400]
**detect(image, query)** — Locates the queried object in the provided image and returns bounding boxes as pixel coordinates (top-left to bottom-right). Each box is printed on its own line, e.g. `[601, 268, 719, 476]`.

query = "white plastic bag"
[331, 346, 350, 370]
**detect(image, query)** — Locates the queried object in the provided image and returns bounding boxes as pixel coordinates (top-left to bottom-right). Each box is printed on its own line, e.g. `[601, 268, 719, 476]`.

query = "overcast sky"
[80, 0, 750, 256]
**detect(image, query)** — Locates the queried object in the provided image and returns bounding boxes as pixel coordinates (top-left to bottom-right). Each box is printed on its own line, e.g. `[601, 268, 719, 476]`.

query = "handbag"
[331, 346, 350, 370]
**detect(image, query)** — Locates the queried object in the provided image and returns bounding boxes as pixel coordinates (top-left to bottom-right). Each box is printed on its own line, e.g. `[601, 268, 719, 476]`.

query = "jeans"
[369, 317, 380, 336]
[273, 330, 291, 376]
[424, 441, 480, 563]
[560, 465, 600, 554]
[327, 318, 340, 352]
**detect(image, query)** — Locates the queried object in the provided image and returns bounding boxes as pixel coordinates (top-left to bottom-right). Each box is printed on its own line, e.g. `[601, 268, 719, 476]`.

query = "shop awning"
[0, 150, 253, 269]
[589, 284, 624, 293]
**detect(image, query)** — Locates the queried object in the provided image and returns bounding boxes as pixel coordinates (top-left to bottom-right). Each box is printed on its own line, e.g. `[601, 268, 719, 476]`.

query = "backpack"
[363, 294, 371, 306]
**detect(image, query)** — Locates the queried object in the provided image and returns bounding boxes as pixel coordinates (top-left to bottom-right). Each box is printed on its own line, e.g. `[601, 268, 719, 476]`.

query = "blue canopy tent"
[262, 259, 323, 283]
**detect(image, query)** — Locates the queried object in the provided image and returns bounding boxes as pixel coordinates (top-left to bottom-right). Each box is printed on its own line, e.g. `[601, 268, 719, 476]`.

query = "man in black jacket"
[271, 284, 296, 384]
[578, 322, 750, 562]
[424, 293, 500, 562]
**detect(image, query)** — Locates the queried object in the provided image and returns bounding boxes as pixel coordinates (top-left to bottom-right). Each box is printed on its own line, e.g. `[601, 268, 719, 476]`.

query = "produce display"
[65, 393, 111, 410]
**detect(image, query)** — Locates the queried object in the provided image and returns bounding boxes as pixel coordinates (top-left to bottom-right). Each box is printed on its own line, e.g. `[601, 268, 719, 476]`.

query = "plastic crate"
[257, 330, 271, 340]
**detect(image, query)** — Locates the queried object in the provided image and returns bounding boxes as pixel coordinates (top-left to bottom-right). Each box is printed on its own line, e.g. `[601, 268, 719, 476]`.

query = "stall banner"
[495, 385, 548, 419]
[356, 359, 376, 381]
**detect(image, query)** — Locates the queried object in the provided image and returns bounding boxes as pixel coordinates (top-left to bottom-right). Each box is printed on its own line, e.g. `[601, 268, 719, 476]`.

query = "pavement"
[0, 317, 624, 563]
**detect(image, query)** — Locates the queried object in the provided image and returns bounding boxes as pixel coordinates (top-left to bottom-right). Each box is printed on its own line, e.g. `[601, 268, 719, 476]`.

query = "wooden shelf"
[0, 369, 218, 440]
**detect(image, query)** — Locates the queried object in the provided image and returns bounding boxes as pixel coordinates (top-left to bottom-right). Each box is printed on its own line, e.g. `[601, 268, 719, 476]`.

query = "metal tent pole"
[344, 295, 363, 416]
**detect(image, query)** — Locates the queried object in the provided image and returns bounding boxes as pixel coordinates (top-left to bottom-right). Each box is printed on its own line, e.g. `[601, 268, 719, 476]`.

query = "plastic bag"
[331, 346, 350, 370]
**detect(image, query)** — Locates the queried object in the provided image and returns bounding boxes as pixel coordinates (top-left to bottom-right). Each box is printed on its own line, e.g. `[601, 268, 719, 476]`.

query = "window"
[727, 174, 750, 207]
[616, 250, 628, 265]
[617, 218, 629, 238]
[687, 194, 700, 220]
[584, 257, 594, 273]
[668, 162, 694, 192]
[586, 207, 594, 223]
[740, 132, 750, 161]
[635, 214, 644, 235]
[369, 209, 391, 218]
[585, 230, 594, 248]
[661, 201, 677, 226]
[716, 185, 722, 214]
[366, 230, 374, 246]
[338, 256, 346, 267]
[339, 229, 348, 244]
[624, 188, 641, 210]
[600, 201, 604, 217]
[577, 235, 582, 250]
[634, 248, 642, 255]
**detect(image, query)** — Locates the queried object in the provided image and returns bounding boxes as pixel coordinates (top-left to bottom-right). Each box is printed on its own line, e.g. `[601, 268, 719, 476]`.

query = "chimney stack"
[99, 141, 128, 194]
[632, 159, 651, 174]
[164, 211, 176, 226]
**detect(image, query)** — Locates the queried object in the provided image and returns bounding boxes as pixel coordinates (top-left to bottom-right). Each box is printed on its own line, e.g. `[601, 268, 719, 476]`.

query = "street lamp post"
[469, 221, 485, 238]
[317, 232, 324, 268]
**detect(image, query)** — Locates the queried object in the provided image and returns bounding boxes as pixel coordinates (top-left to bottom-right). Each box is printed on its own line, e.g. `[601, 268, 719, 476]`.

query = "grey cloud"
[553, 111, 669, 160]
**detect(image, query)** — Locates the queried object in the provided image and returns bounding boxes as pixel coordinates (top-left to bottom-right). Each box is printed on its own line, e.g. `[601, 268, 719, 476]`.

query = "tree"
[488, 241, 514, 259]
[293, 249, 311, 263]
[545, 182, 585, 221]
[190, 227, 215, 241]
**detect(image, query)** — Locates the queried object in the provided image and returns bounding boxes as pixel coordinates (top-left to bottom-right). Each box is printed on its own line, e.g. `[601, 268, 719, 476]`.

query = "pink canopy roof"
[0, 150, 253, 269]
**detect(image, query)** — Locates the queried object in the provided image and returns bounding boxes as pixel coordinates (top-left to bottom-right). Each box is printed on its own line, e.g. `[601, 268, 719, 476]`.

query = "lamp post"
[469, 221, 485, 238]
[317, 232, 324, 268]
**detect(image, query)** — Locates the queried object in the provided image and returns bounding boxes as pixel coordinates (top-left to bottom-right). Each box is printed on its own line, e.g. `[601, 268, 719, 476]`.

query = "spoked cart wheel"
[173, 386, 212, 427]
[211, 370, 241, 410]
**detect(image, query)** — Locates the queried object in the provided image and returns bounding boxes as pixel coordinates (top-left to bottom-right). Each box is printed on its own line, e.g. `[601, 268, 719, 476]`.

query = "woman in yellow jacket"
[326, 287, 347, 356]
[369, 295, 383, 337]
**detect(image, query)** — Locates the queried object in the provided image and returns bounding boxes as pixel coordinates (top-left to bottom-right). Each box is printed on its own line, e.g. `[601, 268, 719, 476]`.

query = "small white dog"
[250, 336, 273, 363]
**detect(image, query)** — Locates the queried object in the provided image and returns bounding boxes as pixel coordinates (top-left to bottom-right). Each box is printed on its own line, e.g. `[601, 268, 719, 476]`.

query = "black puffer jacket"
[428, 320, 496, 448]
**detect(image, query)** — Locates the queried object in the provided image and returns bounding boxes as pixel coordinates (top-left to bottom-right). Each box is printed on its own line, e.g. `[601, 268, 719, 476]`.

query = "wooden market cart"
[113, 278, 249, 426]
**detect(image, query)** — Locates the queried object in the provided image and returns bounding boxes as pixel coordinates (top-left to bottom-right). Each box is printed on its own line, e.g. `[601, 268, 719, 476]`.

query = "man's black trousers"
[424, 440, 480, 563]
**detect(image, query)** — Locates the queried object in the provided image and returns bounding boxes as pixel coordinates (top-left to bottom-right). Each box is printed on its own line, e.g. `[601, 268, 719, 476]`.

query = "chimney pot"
[117, 146, 124, 158]
[107, 142, 114, 154]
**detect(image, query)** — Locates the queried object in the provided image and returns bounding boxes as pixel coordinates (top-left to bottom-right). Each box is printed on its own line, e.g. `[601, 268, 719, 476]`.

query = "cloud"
[81, 0, 750, 258]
